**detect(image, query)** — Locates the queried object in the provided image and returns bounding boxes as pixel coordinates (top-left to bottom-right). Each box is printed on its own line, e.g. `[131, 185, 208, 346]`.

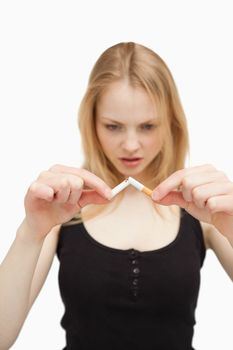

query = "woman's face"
[95, 80, 164, 182]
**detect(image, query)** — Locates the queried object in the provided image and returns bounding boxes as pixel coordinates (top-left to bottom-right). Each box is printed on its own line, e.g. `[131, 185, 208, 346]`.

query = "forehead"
[96, 81, 159, 122]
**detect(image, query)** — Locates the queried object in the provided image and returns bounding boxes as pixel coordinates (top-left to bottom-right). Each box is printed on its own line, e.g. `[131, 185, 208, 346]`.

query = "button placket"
[128, 249, 141, 300]
[131, 259, 138, 265]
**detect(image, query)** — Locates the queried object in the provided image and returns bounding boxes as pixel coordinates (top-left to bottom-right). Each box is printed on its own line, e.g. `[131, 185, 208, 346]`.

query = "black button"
[131, 259, 138, 265]
[132, 278, 139, 286]
[132, 267, 140, 275]
[129, 249, 139, 259]
[130, 286, 139, 299]
[131, 287, 139, 298]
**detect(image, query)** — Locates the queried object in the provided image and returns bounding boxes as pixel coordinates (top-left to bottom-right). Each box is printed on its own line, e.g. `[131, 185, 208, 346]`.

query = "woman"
[0, 42, 233, 350]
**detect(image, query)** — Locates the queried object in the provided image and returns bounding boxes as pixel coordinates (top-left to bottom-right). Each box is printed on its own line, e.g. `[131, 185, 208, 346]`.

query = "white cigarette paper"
[110, 177, 153, 198]
[128, 177, 144, 191]
[111, 178, 130, 197]
[128, 177, 153, 196]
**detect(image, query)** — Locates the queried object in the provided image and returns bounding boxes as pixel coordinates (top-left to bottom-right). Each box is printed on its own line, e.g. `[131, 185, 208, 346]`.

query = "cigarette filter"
[128, 177, 153, 197]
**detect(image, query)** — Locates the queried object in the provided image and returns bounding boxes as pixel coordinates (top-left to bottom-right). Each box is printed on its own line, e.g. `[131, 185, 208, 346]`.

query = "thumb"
[78, 189, 110, 208]
[154, 190, 188, 209]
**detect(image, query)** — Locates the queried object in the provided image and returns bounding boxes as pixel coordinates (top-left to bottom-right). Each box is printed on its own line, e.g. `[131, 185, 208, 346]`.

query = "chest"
[82, 205, 182, 251]
[58, 213, 203, 310]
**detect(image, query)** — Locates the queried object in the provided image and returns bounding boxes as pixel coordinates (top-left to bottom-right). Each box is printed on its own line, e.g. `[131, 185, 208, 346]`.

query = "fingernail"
[105, 189, 113, 200]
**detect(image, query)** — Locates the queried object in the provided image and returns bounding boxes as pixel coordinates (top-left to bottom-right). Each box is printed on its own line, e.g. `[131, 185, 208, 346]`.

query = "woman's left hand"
[151, 164, 233, 238]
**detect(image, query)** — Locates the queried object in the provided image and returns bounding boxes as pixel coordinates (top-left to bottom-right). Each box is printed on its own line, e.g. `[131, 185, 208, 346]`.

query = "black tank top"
[56, 208, 206, 350]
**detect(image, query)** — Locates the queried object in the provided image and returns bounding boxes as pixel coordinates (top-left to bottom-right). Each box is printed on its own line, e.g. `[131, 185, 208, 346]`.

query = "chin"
[119, 165, 147, 178]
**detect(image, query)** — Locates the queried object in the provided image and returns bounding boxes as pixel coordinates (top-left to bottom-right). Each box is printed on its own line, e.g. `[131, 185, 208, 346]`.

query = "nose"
[121, 130, 141, 152]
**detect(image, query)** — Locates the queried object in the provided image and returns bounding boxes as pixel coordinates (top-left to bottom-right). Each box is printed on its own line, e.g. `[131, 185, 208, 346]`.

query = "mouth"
[120, 157, 143, 161]
[119, 157, 143, 167]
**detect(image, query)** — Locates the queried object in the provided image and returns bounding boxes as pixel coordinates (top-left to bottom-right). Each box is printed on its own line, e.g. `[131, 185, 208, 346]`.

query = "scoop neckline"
[80, 207, 184, 255]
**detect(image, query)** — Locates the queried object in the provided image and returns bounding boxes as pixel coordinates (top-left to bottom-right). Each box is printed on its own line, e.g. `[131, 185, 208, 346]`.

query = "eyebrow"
[100, 117, 159, 125]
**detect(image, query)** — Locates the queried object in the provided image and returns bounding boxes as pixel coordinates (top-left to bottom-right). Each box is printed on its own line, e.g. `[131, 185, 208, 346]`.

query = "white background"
[0, 0, 233, 349]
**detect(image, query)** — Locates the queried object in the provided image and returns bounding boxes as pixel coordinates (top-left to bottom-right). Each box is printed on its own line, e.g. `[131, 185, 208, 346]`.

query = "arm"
[0, 220, 61, 350]
[0, 164, 112, 349]
[0, 220, 46, 349]
[203, 221, 233, 281]
[151, 164, 233, 281]
[225, 236, 233, 249]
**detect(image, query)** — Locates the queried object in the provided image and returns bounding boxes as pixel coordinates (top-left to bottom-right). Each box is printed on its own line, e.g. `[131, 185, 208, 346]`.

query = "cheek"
[96, 127, 116, 153]
[145, 132, 163, 152]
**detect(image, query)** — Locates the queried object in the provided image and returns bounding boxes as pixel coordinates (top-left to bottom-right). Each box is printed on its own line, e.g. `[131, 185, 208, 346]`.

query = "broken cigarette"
[111, 178, 130, 197]
[128, 177, 153, 196]
[111, 177, 153, 198]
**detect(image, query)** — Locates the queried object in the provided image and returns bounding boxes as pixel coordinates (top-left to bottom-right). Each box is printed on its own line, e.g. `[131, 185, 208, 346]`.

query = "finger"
[192, 182, 233, 209]
[48, 164, 112, 199]
[151, 169, 189, 201]
[184, 164, 216, 172]
[78, 190, 111, 208]
[181, 171, 229, 203]
[37, 170, 56, 180]
[39, 174, 84, 204]
[67, 187, 83, 205]
[27, 182, 54, 202]
[53, 181, 71, 203]
[153, 190, 188, 208]
[154, 190, 214, 223]
[206, 194, 233, 215]
[152, 166, 218, 201]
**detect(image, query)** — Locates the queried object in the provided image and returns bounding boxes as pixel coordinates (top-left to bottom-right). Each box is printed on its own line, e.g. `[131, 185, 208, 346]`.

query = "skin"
[1, 79, 233, 349]
[151, 165, 233, 239]
[95, 80, 163, 185]
[94, 79, 233, 280]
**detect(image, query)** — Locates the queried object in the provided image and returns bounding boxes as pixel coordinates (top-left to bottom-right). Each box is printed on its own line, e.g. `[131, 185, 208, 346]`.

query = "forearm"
[0, 219, 45, 349]
[226, 235, 233, 250]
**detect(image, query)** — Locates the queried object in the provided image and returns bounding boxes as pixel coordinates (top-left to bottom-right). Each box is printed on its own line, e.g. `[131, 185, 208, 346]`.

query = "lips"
[120, 157, 142, 160]
[119, 157, 143, 167]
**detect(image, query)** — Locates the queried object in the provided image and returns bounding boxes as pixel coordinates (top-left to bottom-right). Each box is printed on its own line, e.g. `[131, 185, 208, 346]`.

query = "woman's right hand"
[23, 164, 112, 241]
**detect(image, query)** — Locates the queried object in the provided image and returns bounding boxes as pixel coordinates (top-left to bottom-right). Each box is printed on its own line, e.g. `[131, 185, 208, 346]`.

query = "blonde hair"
[64, 41, 189, 226]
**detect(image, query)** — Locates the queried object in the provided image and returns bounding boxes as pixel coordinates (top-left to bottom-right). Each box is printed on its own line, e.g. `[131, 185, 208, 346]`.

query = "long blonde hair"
[65, 41, 189, 226]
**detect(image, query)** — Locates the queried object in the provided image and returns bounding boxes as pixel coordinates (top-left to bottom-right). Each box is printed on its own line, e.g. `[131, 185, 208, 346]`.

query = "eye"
[105, 124, 121, 131]
[104, 123, 157, 131]
[142, 124, 156, 130]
